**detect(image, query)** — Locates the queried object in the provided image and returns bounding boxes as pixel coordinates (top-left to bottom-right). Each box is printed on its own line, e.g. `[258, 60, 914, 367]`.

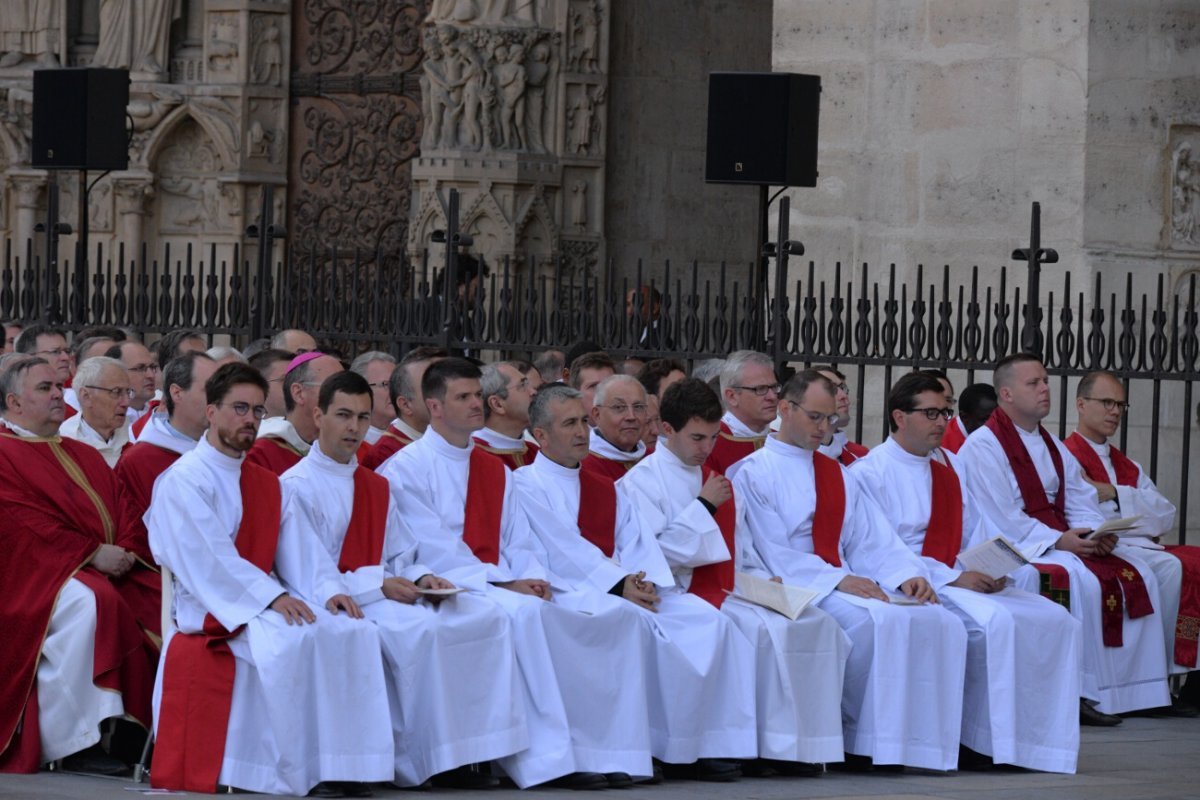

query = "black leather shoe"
[605, 772, 633, 788]
[634, 762, 663, 785]
[829, 753, 872, 772]
[60, 745, 128, 776]
[1080, 700, 1122, 726]
[431, 764, 499, 789]
[662, 758, 741, 782]
[341, 783, 373, 798]
[762, 759, 823, 776]
[738, 758, 777, 777]
[543, 772, 608, 790]
[307, 783, 344, 798]
[958, 745, 993, 772]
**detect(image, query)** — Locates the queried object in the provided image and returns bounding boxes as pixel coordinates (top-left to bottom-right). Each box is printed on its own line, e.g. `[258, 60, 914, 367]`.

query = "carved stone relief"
[0, 1, 63, 69]
[206, 12, 239, 80]
[1172, 134, 1200, 249]
[250, 15, 284, 86]
[154, 116, 234, 234]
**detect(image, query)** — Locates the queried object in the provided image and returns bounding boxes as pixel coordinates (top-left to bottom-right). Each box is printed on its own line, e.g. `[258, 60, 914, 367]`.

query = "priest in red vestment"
[0, 356, 153, 775]
[363, 346, 447, 470]
[706, 351, 779, 476]
[580, 375, 649, 481]
[474, 361, 540, 469]
[247, 351, 348, 474]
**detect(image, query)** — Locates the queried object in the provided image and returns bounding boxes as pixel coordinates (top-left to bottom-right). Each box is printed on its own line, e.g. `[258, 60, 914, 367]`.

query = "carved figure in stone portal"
[457, 38, 489, 151]
[251, 23, 284, 86]
[524, 42, 551, 153]
[495, 44, 527, 150]
[571, 180, 587, 228]
[0, 1, 62, 68]
[438, 27, 466, 148]
[420, 36, 454, 151]
[567, 86, 602, 155]
[95, 0, 180, 73]
[569, 2, 599, 73]
[1173, 143, 1200, 245]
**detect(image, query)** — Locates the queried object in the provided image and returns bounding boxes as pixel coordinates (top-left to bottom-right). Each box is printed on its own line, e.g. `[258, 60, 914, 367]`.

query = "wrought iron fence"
[2, 204, 1198, 540]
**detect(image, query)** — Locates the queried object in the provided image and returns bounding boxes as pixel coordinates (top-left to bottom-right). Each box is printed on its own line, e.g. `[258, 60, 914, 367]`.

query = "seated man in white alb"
[514, 382, 755, 782]
[1063, 369, 1198, 714]
[147, 363, 393, 796]
[733, 369, 968, 771]
[377, 358, 657, 790]
[958, 353, 1171, 724]
[855, 372, 1082, 773]
[621, 377, 851, 774]
[58, 356, 132, 467]
[277, 370, 529, 788]
[474, 361, 540, 469]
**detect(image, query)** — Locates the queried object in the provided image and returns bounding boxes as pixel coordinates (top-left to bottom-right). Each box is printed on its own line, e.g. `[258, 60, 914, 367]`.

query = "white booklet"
[956, 535, 1030, 580]
[883, 590, 927, 606]
[1082, 515, 1144, 539]
[417, 586, 467, 597]
[725, 572, 819, 620]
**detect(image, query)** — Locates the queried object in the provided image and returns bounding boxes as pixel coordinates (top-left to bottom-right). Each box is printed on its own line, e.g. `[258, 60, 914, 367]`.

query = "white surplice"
[377, 428, 655, 785]
[256, 416, 311, 453]
[587, 427, 645, 464]
[855, 438, 1081, 773]
[276, 443, 528, 786]
[1073, 435, 1190, 672]
[958, 426, 1171, 713]
[475, 426, 534, 453]
[732, 435, 967, 771]
[146, 437, 393, 796]
[513, 454, 758, 763]
[619, 444, 850, 764]
[58, 412, 129, 468]
[135, 412, 199, 456]
[365, 425, 384, 445]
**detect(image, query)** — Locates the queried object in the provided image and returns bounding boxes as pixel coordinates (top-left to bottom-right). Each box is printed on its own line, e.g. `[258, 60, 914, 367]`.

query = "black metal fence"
[3, 203, 1198, 540]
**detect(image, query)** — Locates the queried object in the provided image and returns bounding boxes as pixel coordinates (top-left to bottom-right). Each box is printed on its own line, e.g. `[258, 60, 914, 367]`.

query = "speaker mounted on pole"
[32, 67, 130, 172]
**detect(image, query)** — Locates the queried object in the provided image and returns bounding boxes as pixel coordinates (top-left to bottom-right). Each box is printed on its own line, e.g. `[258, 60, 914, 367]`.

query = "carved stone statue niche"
[0, 1, 62, 68]
[94, 0, 181, 75]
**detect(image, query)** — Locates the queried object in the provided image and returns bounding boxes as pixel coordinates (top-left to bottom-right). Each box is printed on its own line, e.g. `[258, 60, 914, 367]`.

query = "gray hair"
[533, 349, 566, 383]
[691, 358, 726, 384]
[528, 382, 582, 432]
[593, 373, 645, 407]
[206, 345, 247, 363]
[719, 350, 774, 395]
[74, 356, 127, 392]
[480, 362, 511, 420]
[350, 351, 396, 377]
[0, 355, 48, 412]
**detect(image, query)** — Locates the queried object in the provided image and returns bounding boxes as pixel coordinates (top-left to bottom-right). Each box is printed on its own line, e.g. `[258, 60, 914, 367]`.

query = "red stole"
[1064, 432, 1140, 488]
[151, 463, 282, 792]
[245, 436, 304, 476]
[811, 452, 847, 567]
[921, 459, 964, 567]
[473, 437, 541, 471]
[462, 449, 507, 565]
[688, 466, 737, 609]
[578, 470, 617, 557]
[363, 425, 413, 471]
[338, 467, 390, 572]
[705, 421, 765, 475]
[0, 434, 154, 773]
[838, 440, 869, 466]
[986, 408, 1153, 646]
[129, 400, 163, 439]
[581, 451, 639, 482]
[941, 417, 967, 453]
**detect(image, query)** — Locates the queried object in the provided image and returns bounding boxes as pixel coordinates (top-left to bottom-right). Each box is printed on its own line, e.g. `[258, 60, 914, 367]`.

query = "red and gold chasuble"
[705, 421, 765, 476]
[472, 438, 541, 471]
[363, 424, 414, 471]
[581, 450, 641, 482]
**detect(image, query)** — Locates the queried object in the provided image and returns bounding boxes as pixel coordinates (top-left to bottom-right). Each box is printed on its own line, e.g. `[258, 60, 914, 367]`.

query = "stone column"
[8, 169, 43, 251]
[112, 175, 153, 249]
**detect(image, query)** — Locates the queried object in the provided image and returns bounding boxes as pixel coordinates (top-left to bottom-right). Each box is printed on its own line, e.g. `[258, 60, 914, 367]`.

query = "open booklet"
[416, 587, 467, 597]
[956, 535, 1030, 580]
[724, 572, 819, 621]
[1081, 515, 1144, 539]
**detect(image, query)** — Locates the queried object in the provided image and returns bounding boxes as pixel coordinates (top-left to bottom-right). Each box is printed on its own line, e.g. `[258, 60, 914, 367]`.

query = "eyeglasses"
[127, 363, 159, 374]
[785, 400, 838, 426]
[829, 381, 848, 394]
[906, 407, 954, 421]
[1083, 396, 1130, 413]
[731, 383, 781, 397]
[84, 385, 135, 401]
[220, 401, 268, 420]
[599, 402, 648, 416]
[36, 347, 69, 357]
[365, 381, 389, 389]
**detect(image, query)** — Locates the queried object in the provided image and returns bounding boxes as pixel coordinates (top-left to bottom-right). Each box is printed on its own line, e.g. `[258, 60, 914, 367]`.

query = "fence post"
[764, 195, 803, 370]
[246, 185, 285, 342]
[1012, 201, 1058, 358]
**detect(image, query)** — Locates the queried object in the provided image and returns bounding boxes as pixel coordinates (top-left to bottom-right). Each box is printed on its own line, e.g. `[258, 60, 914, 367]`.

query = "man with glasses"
[248, 347, 294, 420]
[247, 351, 346, 475]
[581, 374, 650, 481]
[13, 323, 72, 384]
[733, 369, 967, 771]
[1064, 369, 1200, 714]
[128, 329, 208, 441]
[106, 341, 159, 431]
[363, 346, 449, 470]
[59, 356, 134, 468]
[146, 363, 392, 796]
[854, 372, 1082, 773]
[474, 361, 540, 469]
[350, 350, 398, 445]
[959, 354, 1171, 725]
[814, 365, 870, 466]
[706, 351, 780, 476]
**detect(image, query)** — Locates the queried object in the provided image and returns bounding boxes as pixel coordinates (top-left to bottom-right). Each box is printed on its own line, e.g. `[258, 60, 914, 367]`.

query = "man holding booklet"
[854, 372, 1082, 773]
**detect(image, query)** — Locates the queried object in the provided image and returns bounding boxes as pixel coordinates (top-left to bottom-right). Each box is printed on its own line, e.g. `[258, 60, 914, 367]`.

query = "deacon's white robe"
[1074, 435, 1189, 672]
[58, 412, 130, 468]
[855, 438, 1081, 773]
[958, 426, 1171, 713]
[733, 436, 967, 771]
[276, 443, 528, 786]
[620, 444, 851, 764]
[587, 427, 645, 464]
[135, 412, 198, 455]
[365, 424, 385, 445]
[146, 437, 393, 796]
[377, 428, 655, 785]
[256, 416, 311, 453]
[513, 454, 758, 763]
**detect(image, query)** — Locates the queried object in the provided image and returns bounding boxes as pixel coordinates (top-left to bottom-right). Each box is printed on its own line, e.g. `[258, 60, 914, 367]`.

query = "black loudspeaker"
[32, 68, 129, 171]
[705, 72, 821, 187]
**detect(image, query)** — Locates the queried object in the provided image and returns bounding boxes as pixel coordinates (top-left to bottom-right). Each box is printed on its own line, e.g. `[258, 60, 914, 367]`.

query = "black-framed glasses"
[907, 407, 954, 421]
[365, 381, 389, 389]
[731, 383, 781, 397]
[221, 401, 268, 420]
[127, 363, 159, 374]
[84, 385, 135, 401]
[785, 399, 838, 426]
[1083, 396, 1130, 413]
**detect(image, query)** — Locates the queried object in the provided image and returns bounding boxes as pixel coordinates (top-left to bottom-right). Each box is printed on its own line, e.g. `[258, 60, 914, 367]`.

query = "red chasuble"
[151, 463, 282, 793]
[1065, 432, 1200, 666]
[705, 422, 765, 475]
[339, 467, 390, 572]
[921, 459, 965, 567]
[245, 436, 304, 475]
[577, 470, 618, 557]
[941, 417, 968, 454]
[462, 449, 508, 565]
[581, 451, 640, 482]
[837, 440, 869, 466]
[473, 438, 541, 471]
[363, 424, 414, 471]
[129, 400, 163, 440]
[810, 453, 847, 567]
[0, 432, 154, 773]
[986, 409, 1153, 646]
[688, 466, 737, 609]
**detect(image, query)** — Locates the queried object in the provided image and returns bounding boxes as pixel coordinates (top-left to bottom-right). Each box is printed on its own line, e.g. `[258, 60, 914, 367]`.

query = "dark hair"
[205, 362, 268, 406]
[992, 352, 1043, 391]
[812, 364, 846, 381]
[528, 382, 581, 432]
[568, 351, 614, 388]
[421, 357, 482, 403]
[533, 349, 566, 382]
[959, 382, 999, 432]
[564, 339, 604, 370]
[155, 329, 205, 369]
[249, 347, 294, 375]
[636, 358, 687, 398]
[918, 368, 953, 394]
[1077, 370, 1119, 399]
[389, 346, 449, 409]
[163, 351, 215, 416]
[71, 335, 115, 364]
[13, 323, 66, 354]
[659, 378, 722, 430]
[887, 372, 947, 432]
[76, 325, 126, 343]
[781, 369, 835, 403]
[318, 370, 372, 412]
